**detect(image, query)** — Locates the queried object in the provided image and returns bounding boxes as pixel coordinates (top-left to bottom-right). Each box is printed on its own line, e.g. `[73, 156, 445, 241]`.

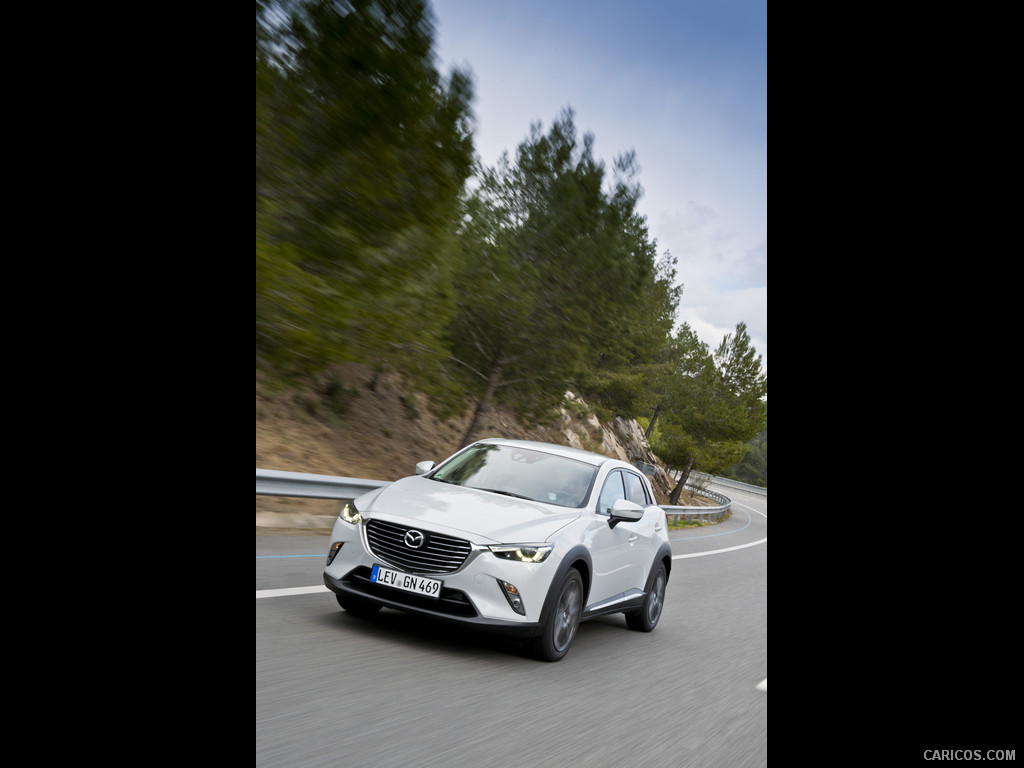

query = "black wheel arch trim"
[536, 546, 593, 630]
[635, 543, 673, 602]
[655, 542, 673, 581]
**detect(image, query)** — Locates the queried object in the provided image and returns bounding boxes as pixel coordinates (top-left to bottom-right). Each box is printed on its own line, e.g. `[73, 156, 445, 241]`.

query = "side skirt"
[582, 588, 645, 620]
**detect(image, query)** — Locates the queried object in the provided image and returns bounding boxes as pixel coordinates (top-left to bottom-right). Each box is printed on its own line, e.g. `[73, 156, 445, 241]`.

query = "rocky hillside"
[256, 363, 677, 531]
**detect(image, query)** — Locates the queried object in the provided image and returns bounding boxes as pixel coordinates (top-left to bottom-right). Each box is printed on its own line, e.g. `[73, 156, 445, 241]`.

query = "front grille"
[366, 519, 472, 574]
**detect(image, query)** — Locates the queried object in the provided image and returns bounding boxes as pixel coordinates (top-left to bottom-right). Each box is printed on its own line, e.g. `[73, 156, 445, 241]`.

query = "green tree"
[576, 238, 682, 421]
[448, 111, 668, 445]
[726, 428, 767, 487]
[652, 322, 767, 503]
[256, 0, 474, 380]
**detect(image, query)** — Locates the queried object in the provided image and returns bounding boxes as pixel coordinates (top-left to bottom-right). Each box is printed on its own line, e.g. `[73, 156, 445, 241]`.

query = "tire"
[527, 567, 583, 662]
[625, 563, 666, 632]
[336, 592, 382, 617]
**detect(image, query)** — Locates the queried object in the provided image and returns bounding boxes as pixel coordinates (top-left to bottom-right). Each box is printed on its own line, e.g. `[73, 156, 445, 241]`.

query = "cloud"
[652, 200, 766, 367]
[431, 0, 767, 371]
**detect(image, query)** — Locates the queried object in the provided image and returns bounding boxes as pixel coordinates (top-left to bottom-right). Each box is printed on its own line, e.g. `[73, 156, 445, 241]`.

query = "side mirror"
[609, 499, 644, 529]
[415, 461, 436, 476]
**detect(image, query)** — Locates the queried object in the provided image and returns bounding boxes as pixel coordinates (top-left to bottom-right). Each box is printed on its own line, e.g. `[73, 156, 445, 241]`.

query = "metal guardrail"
[255, 469, 389, 501]
[697, 473, 766, 498]
[256, 468, 732, 524]
[662, 486, 731, 524]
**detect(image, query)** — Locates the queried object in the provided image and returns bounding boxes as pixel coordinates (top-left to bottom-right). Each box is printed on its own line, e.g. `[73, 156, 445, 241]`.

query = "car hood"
[358, 475, 581, 544]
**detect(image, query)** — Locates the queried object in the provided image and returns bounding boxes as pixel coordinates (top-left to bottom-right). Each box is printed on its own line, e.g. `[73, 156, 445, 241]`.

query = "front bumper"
[323, 516, 557, 637]
[323, 569, 542, 637]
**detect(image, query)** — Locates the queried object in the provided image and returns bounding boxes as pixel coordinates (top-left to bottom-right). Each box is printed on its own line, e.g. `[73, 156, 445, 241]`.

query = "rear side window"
[624, 472, 651, 506]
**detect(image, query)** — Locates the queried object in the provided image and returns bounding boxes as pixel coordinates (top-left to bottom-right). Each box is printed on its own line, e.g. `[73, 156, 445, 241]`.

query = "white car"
[323, 438, 672, 661]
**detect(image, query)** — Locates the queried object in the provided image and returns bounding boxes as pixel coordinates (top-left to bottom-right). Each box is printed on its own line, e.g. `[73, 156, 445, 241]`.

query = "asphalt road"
[256, 487, 767, 768]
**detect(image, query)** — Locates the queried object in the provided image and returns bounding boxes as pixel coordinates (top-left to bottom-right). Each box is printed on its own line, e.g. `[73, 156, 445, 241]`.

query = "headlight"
[489, 544, 553, 563]
[339, 501, 362, 525]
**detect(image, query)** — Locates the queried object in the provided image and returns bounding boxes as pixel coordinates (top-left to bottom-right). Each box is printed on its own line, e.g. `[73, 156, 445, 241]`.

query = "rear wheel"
[626, 563, 666, 632]
[527, 567, 583, 661]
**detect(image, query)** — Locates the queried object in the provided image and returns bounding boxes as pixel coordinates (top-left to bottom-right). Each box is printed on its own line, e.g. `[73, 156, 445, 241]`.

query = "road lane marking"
[257, 586, 329, 599]
[670, 498, 765, 558]
[672, 537, 767, 559]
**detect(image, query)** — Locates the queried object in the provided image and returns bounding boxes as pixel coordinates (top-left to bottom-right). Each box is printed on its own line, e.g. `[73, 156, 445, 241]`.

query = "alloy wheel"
[553, 579, 582, 653]
[647, 570, 666, 624]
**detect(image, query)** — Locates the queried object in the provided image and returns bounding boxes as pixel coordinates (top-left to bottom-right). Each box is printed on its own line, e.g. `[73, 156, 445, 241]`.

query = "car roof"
[473, 437, 618, 468]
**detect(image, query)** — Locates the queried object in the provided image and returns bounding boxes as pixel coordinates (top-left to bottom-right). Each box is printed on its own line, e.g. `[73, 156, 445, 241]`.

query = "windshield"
[431, 444, 597, 508]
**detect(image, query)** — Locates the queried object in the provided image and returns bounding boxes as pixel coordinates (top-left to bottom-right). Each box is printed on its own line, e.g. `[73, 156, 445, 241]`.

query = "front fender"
[535, 545, 593, 634]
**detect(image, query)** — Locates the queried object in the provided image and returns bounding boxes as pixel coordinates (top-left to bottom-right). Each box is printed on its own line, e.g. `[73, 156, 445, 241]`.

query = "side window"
[597, 471, 625, 515]
[624, 472, 651, 506]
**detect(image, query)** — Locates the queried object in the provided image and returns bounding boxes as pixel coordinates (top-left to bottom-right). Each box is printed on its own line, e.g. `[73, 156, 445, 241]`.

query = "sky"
[430, 0, 767, 371]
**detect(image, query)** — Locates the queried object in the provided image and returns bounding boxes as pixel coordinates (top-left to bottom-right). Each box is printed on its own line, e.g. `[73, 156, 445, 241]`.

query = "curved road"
[256, 484, 766, 767]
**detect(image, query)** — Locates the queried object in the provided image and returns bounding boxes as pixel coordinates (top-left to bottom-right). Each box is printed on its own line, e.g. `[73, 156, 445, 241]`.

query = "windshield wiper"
[476, 487, 532, 500]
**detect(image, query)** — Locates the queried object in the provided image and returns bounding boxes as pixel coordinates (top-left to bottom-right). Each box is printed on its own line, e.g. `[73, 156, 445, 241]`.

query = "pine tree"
[449, 111, 670, 444]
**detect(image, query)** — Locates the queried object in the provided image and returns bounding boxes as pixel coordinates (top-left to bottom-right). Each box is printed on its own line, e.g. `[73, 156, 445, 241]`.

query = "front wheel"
[625, 563, 666, 632]
[527, 567, 583, 661]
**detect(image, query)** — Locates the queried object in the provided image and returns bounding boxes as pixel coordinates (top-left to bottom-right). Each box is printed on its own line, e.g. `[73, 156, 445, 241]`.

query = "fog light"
[498, 579, 526, 616]
[326, 542, 343, 565]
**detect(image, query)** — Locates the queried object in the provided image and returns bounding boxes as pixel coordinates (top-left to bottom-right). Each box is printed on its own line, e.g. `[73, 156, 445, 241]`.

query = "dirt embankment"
[256, 364, 679, 533]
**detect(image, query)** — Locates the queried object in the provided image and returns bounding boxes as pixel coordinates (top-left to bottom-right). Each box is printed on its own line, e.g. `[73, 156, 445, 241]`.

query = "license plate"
[370, 564, 442, 599]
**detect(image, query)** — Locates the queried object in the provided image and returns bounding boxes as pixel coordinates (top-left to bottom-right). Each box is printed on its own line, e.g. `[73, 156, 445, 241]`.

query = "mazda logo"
[404, 530, 427, 549]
